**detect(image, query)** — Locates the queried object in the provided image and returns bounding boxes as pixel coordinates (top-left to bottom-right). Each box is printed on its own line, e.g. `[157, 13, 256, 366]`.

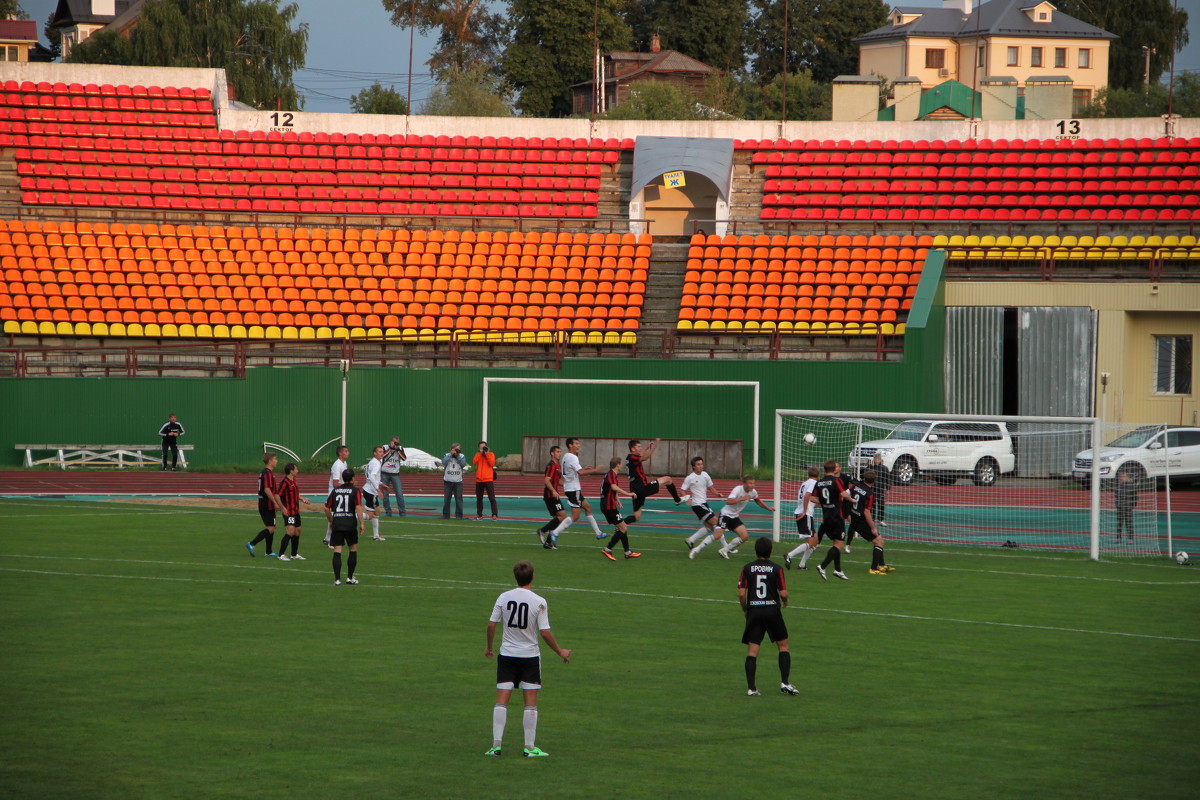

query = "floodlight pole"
[339, 359, 350, 445]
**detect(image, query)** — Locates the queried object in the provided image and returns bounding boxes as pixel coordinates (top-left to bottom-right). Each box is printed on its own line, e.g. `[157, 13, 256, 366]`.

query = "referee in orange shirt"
[473, 440, 499, 520]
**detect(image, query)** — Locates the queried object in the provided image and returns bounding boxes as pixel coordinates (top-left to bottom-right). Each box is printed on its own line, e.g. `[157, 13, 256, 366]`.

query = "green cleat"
[484, 747, 502, 757]
[523, 747, 550, 758]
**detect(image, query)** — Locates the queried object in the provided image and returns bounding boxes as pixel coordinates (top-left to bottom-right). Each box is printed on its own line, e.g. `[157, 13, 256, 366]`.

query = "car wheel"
[973, 458, 998, 487]
[933, 475, 957, 485]
[893, 456, 917, 485]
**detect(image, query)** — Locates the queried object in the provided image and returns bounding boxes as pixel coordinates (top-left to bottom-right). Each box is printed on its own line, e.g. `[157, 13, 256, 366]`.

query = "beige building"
[854, 0, 1115, 115]
[49, 0, 142, 60]
[0, 20, 38, 62]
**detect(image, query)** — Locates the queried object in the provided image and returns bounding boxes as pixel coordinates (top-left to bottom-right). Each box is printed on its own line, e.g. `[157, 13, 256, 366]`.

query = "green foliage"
[419, 63, 514, 116]
[502, 0, 631, 117]
[1077, 72, 1200, 118]
[0, 0, 27, 19]
[632, 0, 749, 72]
[67, 0, 308, 110]
[1055, 0, 1189, 90]
[349, 82, 409, 115]
[749, 0, 888, 84]
[601, 79, 723, 120]
[380, 0, 505, 79]
[751, 68, 832, 120]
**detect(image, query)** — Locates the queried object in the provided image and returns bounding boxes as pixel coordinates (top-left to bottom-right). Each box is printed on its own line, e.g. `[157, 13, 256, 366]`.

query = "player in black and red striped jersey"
[624, 438, 685, 522]
[275, 462, 313, 562]
[247, 452, 285, 558]
[598, 457, 640, 560]
[536, 446, 567, 549]
[845, 471, 893, 575]
[813, 459, 853, 581]
[325, 468, 366, 585]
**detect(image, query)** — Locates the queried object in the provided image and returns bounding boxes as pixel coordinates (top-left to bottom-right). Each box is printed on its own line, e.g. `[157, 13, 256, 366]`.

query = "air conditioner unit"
[939, 68, 951, 77]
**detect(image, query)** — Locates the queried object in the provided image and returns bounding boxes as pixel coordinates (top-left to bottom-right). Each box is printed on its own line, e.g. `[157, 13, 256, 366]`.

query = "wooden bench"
[16, 444, 194, 470]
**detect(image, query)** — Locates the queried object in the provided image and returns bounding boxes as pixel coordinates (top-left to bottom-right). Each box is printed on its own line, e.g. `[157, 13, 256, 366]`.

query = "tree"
[748, 0, 888, 84]
[751, 68, 831, 120]
[68, 0, 308, 110]
[350, 82, 409, 115]
[631, 0, 749, 73]
[1078, 72, 1200, 118]
[1056, 0, 1188, 90]
[601, 79, 727, 120]
[1, 1, 28, 19]
[502, 0, 631, 117]
[380, 0, 505, 79]
[419, 63, 514, 116]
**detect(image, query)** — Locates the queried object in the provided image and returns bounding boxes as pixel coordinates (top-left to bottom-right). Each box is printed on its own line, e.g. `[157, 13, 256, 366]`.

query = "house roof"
[854, 0, 1117, 44]
[571, 49, 717, 89]
[918, 79, 982, 118]
[0, 20, 38, 42]
[51, 0, 136, 27]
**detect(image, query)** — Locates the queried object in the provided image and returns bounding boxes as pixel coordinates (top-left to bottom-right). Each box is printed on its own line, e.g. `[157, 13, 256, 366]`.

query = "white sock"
[371, 517, 380, 538]
[492, 704, 506, 747]
[585, 514, 603, 536]
[687, 526, 709, 544]
[800, 545, 816, 568]
[787, 542, 809, 559]
[693, 536, 712, 552]
[553, 516, 573, 536]
[523, 706, 538, 750]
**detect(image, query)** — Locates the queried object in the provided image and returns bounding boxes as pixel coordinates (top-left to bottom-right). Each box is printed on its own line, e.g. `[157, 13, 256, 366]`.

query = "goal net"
[773, 411, 1170, 560]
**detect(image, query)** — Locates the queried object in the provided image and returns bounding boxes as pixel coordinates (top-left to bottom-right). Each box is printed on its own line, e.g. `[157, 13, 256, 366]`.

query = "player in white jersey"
[715, 476, 774, 559]
[683, 457, 737, 558]
[485, 560, 571, 758]
[784, 465, 822, 569]
[549, 438, 606, 541]
[363, 445, 386, 541]
[324, 444, 349, 547]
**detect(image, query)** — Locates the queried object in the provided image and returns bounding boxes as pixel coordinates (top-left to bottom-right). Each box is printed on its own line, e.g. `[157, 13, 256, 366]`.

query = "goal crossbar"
[483, 378, 761, 467]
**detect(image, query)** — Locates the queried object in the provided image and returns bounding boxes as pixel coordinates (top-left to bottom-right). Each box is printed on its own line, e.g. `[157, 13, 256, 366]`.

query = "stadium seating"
[679, 233, 931, 334]
[0, 81, 621, 217]
[748, 137, 1200, 222]
[0, 219, 649, 341]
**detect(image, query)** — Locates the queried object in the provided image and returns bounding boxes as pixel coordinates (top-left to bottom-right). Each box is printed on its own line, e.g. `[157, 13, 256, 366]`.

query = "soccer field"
[0, 497, 1197, 800]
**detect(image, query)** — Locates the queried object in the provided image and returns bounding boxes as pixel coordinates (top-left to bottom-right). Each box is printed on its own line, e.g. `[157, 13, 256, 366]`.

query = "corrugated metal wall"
[945, 307, 1004, 415]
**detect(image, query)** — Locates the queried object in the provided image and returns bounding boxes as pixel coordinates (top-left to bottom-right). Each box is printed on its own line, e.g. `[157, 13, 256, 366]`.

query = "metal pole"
[773, 411, 783, 542]
[1164, 424, 1174, 556]
[1089, 416, 1100, 561]
[340, 359, 349, 445]
[781, 0, 789, 125]
[407, 0, 415, 114]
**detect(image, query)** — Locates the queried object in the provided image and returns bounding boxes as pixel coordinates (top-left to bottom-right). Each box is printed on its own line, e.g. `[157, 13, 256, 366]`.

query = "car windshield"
[1106, 428, 1160, 448]
[887, 422, 930, 442]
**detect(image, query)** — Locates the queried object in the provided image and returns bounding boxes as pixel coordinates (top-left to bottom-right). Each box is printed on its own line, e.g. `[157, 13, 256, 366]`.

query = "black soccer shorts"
[284, 514, 302, 528]
[496, 654, 542, 690]
[258, 503, 276, 526]
[742, 607, 789, 645]
[330, 527, 359, 547]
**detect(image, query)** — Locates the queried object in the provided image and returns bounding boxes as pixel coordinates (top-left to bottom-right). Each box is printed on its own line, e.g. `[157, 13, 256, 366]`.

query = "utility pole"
[1142, 45, 1156, 89]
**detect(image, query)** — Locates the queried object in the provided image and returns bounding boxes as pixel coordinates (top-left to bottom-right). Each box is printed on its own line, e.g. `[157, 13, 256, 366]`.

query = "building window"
[1038, 12, 1048, 20]
[1007, 47, 1019, 66]
[978, 46, 986, 67]
[1031, 47, 1043, 67]
[926, 49, 945, 69]
[0, 45, 18, 62]
[1155, 335, 1193, 394]
[1079, 49, 1091, 68]
[1072, 88, 1092, 114]
[1055, 48, 1067, 68]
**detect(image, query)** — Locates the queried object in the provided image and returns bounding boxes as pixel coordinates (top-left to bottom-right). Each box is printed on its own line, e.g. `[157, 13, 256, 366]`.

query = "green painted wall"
[0, 262, 945, 469]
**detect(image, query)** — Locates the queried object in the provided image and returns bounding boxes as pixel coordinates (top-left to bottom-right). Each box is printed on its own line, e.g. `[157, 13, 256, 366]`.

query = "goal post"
[773, 410, 1115, 560]
[482, 378, 761, 467]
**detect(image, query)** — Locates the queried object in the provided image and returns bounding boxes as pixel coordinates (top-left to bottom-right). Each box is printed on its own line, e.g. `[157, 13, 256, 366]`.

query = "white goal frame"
[773, 409, 1103, 560]
[482, 378, 761, 467]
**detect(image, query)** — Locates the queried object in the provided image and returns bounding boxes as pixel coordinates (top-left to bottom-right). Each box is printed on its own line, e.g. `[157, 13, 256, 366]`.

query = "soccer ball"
[1175, 551, 1190, 565]
[803, 432, 817, 446]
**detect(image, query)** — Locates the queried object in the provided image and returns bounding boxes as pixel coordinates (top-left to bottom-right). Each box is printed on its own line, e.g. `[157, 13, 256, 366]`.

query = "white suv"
[1072, 426, 1200, 483]
[849, 420, 1016, 487]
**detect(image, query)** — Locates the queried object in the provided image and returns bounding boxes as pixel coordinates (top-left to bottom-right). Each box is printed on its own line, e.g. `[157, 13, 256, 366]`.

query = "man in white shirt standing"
[442, 443, 467, 519]
[716, 476, 775, 559]
[485, 560, 571, 758]
[324, 445, 349, 547]
[364, 445, 386, 542]
[784, 466, 822, 569]
[683, 456, 734, 558]
[548, 437, 606, 543]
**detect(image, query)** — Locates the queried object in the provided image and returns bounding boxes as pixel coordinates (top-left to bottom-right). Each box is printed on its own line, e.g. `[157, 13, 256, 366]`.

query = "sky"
[16, 0, 1200, 114]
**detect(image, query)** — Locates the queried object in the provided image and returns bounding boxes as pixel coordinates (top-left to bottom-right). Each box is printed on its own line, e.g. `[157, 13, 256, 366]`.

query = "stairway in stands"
[636, 241, 689, 354]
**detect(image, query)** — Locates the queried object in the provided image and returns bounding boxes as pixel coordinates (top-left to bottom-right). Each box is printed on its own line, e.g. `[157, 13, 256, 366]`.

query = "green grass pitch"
[0, 497, 1197, 800]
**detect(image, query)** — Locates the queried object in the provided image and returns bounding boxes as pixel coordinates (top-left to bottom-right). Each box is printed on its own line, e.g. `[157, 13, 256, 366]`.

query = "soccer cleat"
[245, 542, 255, 557]
[844, 546, 852, 554]
[686, 539, 695, 550]
[523, 747, 550, 758]
[833, 570, 849, 581]
[267, 553, 279, 558]
[746, 689, 761, 697]
[780, 684, 799, 696]
[785, 555, 793, 570]
[718, 548, 730, 560]
[373, 536, 386, 541]
[880, 521, 888, 527]
[334, 579, 341, 586]
[291, 554, 306, 561]
[277, 554, 290, 561]
[595, 531, 607, 540]
[869, 568, 886, 575]
[484, 747, 502, 757]
[536, 527, 547, 545]
[674, 495, 687, 505]
[688, 548, 698, 560]
[346, 577, 359, 585]
[601, 548, 617, 561]
[879, 564, 895, 572]
[543, 541, 554, 550]
[816, 565, 827, 581]
[624, 551, 641, 559]
[728, 546, 739, 555]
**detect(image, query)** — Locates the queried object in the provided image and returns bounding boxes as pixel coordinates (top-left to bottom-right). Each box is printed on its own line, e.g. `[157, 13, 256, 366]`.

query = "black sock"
[667, 483, 681, 501]
[745, 655, 757, 691]
[291, 536, 300, 556]
[820, 547, 835, 569]
[846, 530, 856, 548]
[332, 552, 342, 581]
[779, 651, 791, 685]
[832, 547, 842, 570]
[622, 515, 637, 526]
[265, 532, 274, 553]
[277, 534, 289, 554]
[347, 551, 357, 579]
[250, 528, 268, 546]
[607, 530, 628, 551]
[873, 546, 884, 569]
[540, 519, 556, 533]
